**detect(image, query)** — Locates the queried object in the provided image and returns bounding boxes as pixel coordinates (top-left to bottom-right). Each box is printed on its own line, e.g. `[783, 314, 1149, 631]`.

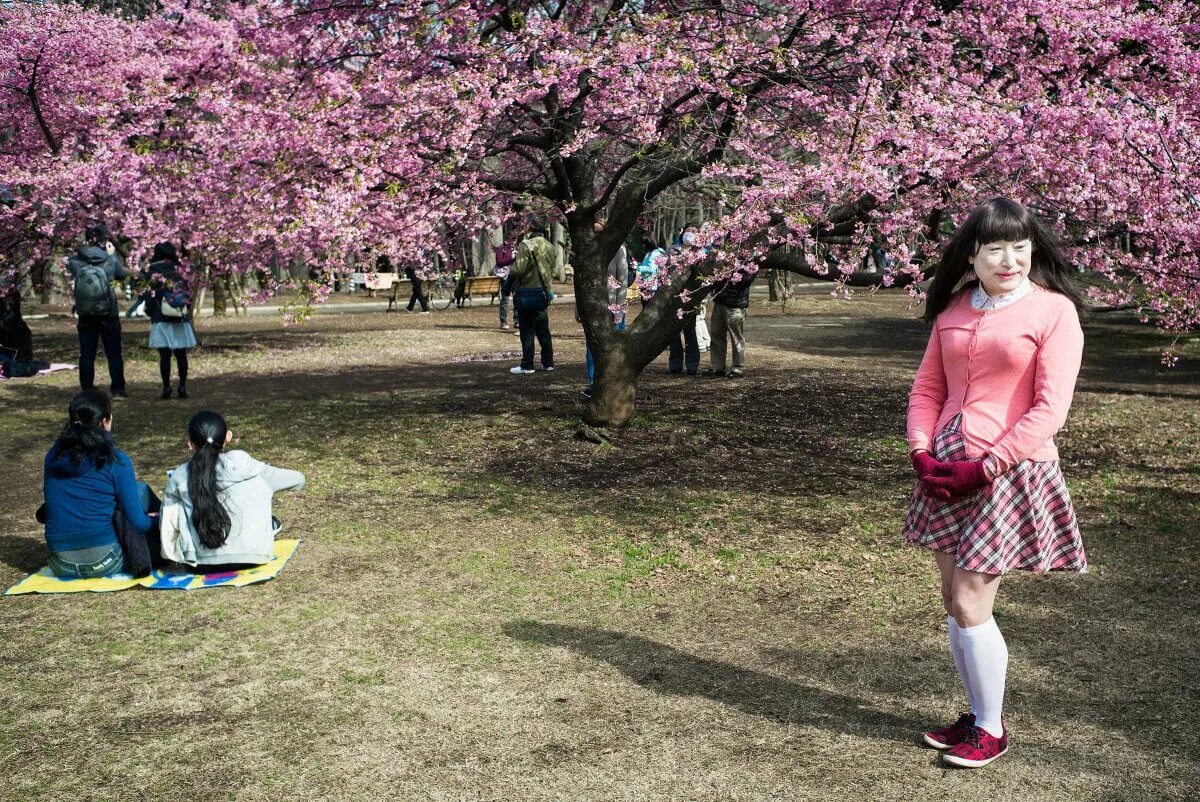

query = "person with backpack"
[40, 389, 159, 578]
[142, 242, 197, 399]
[161, 410, 305, 569]
[509, 225, 557, 375]
[67, 224, 128, 397]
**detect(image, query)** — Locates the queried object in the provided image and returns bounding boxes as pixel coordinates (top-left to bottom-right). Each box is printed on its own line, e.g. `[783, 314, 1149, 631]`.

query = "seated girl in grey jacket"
[163, 410, 304, 568]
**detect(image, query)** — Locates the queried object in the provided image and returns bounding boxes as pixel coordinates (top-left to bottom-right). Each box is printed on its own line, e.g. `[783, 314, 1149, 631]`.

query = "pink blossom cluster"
[1, 1, 1196, 333]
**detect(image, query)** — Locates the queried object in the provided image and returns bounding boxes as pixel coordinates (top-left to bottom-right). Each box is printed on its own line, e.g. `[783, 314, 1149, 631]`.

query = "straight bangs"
[973, 199, 1034, 246]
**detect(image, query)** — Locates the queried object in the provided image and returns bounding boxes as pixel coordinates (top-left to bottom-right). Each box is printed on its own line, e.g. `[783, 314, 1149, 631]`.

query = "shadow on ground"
[503, 621, 915, 742]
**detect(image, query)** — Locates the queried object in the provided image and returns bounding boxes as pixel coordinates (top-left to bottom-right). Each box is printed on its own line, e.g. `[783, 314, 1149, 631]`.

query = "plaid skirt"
[904, 414, 1086, 575]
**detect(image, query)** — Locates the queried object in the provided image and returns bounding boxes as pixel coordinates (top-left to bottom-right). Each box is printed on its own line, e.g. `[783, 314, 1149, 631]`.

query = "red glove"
[911, 451, 951, 501]
[925, 459, 991, 498]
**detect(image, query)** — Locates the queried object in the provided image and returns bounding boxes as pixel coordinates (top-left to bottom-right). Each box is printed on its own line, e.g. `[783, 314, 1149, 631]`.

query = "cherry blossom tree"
[3, 1, 1197, 425]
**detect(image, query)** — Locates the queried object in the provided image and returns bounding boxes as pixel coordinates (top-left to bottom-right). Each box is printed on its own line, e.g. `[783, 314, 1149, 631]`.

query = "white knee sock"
[946, 615, 977, 715]
[957, 616, 1008, 737]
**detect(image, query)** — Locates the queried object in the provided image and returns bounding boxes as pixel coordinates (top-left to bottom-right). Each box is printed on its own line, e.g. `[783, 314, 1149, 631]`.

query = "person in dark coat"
[0, 267, 34, 364]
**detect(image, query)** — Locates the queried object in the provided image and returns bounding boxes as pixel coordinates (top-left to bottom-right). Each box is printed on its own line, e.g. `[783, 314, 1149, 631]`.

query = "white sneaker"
[541, 366, 555, 372]
[510, 366, 535, 375]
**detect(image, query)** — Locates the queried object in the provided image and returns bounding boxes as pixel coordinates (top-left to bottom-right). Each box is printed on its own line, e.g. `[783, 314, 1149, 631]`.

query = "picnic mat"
[4, 539, 300, 595]
[0, 363, 77, 381]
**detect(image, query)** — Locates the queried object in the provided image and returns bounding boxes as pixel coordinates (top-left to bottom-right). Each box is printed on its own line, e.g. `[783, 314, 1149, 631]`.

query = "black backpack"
[75, 264, 114, 317]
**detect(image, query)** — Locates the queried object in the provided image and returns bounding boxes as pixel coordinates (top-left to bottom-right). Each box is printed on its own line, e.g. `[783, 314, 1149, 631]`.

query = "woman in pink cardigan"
[905, 198, 1087, 768]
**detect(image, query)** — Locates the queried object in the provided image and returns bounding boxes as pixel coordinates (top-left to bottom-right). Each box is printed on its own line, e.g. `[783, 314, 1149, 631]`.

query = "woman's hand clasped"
[911, 451, 953, 501]
[924, 459, 991, 498]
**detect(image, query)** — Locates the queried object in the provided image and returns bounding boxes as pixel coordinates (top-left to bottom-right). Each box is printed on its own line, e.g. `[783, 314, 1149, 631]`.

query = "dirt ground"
[1, 294, 1197, 801]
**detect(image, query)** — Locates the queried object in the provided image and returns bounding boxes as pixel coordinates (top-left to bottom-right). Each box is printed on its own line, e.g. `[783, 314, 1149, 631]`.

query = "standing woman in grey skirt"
[143, 242, 197, 399]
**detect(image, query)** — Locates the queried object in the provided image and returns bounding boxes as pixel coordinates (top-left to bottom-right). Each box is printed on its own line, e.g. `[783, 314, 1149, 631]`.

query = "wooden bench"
[350, 272, 399, 297]
[386, 274, 502, 312]
[461, 275, 502, 305]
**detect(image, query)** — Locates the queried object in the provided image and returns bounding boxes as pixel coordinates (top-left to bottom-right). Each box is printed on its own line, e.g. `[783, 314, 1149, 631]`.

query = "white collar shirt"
[971, 277, 1032, 311]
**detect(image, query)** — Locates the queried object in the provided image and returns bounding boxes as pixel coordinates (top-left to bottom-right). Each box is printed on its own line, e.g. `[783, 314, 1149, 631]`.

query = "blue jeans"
[48, 543, 125, 579]
[585, 315, 627, 385]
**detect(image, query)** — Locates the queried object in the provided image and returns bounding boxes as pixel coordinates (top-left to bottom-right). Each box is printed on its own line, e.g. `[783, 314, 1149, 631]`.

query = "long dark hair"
[923, 198, 1087, 322]
[54, 389, 116, 466]
[151, 241, 179, 264]
[187, 410, 232, 549]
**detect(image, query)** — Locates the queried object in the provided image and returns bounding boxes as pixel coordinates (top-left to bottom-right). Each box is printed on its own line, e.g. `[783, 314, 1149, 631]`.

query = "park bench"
[349, 271, 399, 297]
[460, 275, 502, 305]
[386, 274, 502, 312]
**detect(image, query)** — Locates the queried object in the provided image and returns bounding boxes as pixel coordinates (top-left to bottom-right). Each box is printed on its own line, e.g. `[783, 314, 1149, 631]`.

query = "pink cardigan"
[907, 284, 1084, 474]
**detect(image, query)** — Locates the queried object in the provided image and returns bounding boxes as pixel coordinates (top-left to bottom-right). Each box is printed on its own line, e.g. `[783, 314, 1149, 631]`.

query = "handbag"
[513, 266, 551, 313]
[159, 300, 184, 320]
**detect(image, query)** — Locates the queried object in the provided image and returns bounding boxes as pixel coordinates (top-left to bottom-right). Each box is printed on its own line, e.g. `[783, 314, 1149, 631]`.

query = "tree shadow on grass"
[0, 533, 47, 574]
[502, 620, 915, 743]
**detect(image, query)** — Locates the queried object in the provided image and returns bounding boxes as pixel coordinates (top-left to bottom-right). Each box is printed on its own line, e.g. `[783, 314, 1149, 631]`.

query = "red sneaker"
[941, 724, 1008, 768]
[922, 712, 975, 750]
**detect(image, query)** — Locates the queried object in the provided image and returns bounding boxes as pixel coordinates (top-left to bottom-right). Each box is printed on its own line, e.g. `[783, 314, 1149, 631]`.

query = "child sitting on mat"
[162, 410, 304, 570]
[41, 389, 158, 578]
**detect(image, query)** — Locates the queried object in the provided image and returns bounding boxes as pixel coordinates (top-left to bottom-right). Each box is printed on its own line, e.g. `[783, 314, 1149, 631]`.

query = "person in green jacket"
[509, 225, 557, 374]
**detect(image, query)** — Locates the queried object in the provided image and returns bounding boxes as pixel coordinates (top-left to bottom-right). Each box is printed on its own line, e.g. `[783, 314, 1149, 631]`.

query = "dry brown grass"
[1, 295, 1197, 801]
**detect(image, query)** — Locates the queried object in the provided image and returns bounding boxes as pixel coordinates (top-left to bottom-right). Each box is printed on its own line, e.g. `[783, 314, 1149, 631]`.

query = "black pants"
[158, 348, 189, 388]
[517, 308, 553, 369]
[668, 315, 700, 374]
[77, 314, 126, 392]
[407, 279, 429, 311]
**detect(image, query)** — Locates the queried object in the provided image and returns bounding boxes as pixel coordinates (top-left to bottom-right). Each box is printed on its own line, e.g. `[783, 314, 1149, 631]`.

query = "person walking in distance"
[404, 262, 430, 313]
[509, 225, 556, 375]
[905, 197, 1087, 768]
[67, 224, 129, 397]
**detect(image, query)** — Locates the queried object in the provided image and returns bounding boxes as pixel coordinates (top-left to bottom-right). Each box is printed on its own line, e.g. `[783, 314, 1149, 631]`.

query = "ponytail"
[186, 410, 232, 549]
[54, 389, 116, 467]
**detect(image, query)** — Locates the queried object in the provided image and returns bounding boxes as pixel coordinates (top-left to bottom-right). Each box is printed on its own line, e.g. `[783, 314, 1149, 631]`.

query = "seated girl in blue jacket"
[42, 389, 156, 578]
[162, 411, 304, 569]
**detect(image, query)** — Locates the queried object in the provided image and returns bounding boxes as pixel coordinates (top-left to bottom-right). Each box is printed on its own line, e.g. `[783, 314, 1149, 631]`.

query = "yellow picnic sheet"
[4, 539, 300, 595]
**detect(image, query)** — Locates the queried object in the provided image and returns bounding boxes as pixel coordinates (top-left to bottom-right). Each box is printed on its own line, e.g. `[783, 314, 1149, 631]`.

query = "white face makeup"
[969, 239, 1032, 296]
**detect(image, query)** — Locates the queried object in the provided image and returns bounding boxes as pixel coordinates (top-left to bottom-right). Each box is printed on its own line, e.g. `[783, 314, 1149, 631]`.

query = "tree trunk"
[212, 272, 227, 317]
[768, 268, 791, 302]
[585, 345, 639, 427]
[551, 222, 567, 282]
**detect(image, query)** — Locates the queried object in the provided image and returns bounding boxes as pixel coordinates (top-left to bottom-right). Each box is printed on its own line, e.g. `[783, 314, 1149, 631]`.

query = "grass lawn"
[2, 294, 1197, 801]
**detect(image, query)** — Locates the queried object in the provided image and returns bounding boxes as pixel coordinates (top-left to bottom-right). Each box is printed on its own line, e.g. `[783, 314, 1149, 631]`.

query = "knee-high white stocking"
[957, 616, 1008, 738]
[946, 615, 977, 715]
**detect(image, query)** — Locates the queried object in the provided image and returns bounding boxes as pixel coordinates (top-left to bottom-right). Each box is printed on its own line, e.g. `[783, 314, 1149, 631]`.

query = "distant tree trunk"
[211, 273, 227, 317]
[768, 268, 792, 302]
[551, 222, 567, 282]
